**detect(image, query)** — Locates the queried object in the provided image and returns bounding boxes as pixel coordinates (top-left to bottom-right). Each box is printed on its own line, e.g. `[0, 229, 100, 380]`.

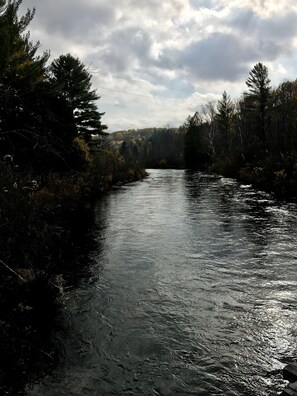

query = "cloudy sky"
[20, 0, 297, 132]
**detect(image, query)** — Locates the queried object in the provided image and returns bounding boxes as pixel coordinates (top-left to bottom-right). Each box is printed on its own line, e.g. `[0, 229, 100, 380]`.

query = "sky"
[19, 0, 297, 132]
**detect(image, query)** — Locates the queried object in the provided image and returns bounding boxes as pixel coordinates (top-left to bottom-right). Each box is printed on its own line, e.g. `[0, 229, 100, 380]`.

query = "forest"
[107, 127, 184, 169]
[1, 0, 297, 393]
[181, 62, 297, 198]
[111, 63, 297, 199]
[0, 1, 145, 393]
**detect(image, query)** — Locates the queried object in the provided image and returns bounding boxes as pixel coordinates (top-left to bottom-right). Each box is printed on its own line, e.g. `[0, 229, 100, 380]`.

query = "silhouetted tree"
[270, 80, 297, 153]
[182, 112, 209, 168]
[202, 102, 217, 160]
[49, 54, 107, 142]
[245, 62, 271, 145]
[0, 0, 57, 166]
[216, 91, 234, 154]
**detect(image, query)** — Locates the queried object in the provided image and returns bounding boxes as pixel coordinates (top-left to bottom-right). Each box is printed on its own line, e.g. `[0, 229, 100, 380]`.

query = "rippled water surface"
[28, 170, 297, 395]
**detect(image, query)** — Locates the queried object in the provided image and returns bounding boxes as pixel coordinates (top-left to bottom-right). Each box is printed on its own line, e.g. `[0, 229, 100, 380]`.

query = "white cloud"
[19, 0, 297, 131]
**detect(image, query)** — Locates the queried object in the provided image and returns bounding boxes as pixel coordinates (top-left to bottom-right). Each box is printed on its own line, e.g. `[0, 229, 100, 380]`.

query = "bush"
[0, 161, 56, 271]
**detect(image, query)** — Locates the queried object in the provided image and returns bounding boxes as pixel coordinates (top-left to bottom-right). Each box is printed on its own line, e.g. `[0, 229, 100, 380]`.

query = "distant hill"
[106, 128, 178, 149]
[106, 127, 184, 169]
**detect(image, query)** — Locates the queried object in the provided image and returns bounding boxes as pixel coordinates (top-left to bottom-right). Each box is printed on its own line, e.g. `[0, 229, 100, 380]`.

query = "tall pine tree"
[49, 54, 107, 142]
[216, 91, 234, 154]
[245, 62, 271, 145]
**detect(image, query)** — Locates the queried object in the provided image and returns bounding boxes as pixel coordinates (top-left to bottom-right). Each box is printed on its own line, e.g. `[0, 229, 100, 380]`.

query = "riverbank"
[209, 154, 297, 201]
[0, 153, 147, 395]
[25, 169, 296, 396]
[279, 363, 297, 395]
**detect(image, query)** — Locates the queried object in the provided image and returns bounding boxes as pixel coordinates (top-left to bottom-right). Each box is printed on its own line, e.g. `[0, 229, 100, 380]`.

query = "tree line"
[0, 0, 108, 172]
[0, 2, 146, 392]
[181, 62, 297, 197]
[108, 127, 184, 168]
[109, 61, 297, 197]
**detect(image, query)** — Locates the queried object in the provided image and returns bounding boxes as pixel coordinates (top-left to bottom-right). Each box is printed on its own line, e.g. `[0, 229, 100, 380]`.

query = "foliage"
[0, 0, 49, 166]
[72, 137, 91, 166]
[180, 63, 297, 198]
[182, 112, 210, 168]
[108, 127, 185, 169]
[0, 0, 48, 87]
[0, 2, 146, 392]
[145, 129, 184, 168]
[216, 91, 234, 153]
[49, 54, 107, 142]
[0, 1, 84, 171]
[245, 62, 271, 145]
[0, 2, 109, 172]
[0, 161, 52, 269]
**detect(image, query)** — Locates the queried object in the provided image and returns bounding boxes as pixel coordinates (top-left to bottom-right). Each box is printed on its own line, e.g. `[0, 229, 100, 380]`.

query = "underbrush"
[0, 148, 147, 393]
[211, 152, 297, 200]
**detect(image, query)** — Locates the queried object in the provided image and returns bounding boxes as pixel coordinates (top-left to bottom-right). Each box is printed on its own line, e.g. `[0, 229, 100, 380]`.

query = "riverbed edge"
[0, 165, 148, 395]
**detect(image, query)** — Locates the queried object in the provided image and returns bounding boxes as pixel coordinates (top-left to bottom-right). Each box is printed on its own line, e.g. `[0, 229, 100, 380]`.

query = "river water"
[28, 169, 297, 395]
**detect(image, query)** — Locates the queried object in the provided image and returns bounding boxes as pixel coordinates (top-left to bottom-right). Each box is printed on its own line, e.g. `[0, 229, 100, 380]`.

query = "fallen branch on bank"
[0, 259, 25, 282]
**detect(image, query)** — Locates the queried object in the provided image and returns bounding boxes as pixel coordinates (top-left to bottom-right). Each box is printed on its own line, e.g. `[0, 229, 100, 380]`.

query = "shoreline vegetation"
[108, 124, 297, 201]
[0, 1, 147, 393]
[1, 0, 297, 394]
[180, 62, 297, 201]
[111, 63, 297, 200]
[0, 154, 147, 394]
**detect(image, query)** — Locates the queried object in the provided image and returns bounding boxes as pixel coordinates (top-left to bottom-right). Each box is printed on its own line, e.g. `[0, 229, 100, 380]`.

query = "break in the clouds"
[20, 0, 297, 131]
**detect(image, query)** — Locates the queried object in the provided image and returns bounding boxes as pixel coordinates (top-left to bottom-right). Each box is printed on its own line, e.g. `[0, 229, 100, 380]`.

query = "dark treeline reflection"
[184, 170, 277, 247]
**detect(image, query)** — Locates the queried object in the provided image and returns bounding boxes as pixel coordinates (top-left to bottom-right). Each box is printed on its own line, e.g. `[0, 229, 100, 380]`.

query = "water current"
[28, 169, 297, 395]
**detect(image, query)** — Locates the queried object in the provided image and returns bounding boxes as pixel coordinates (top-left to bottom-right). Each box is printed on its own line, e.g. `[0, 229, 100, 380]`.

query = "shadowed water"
[27, 169, 297, 395]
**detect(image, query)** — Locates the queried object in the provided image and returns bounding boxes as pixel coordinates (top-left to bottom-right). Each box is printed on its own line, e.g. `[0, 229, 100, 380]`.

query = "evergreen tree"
[202, 102, 217, 160]
[182, 112, 209, 168]
[0, 1, 82, 170]
[270, 80, 297, 153]
[0, 1, 45, 84]
[0, 0, 53, 165]
[245, 62, 271, 144]
[49, 54, 107, 141]
[216, 91, 234, 154]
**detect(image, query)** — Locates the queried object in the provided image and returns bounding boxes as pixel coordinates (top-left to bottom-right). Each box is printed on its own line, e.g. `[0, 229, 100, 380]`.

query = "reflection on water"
[28, 169, 297, 395]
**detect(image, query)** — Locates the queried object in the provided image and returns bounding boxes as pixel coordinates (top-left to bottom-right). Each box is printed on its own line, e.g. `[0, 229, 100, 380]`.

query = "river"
[27, 169, 297, 395]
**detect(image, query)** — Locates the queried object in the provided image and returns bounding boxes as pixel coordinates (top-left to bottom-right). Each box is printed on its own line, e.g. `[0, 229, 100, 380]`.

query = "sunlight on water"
[27, 170, 297, 395]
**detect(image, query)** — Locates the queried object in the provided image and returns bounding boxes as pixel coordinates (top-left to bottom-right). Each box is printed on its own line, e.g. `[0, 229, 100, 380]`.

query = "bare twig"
[0, 258, 26, 282]
[13, 338, 55, 360]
